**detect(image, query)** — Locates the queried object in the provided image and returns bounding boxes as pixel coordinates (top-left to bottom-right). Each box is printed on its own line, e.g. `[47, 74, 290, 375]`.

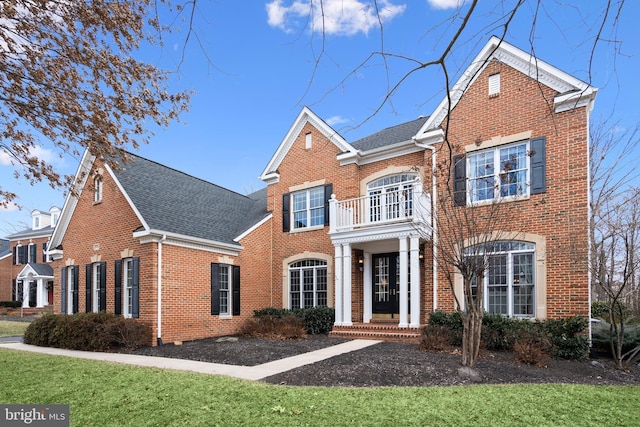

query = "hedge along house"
[48, 151, 269, 345]
[48, 37, 595, 344]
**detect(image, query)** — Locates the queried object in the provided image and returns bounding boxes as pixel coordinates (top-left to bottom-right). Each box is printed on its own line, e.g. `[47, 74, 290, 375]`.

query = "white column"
[342, 243, 353, 326]
[410, 236, 421, 328]
[36, 278, 44, 308]
[21, 281, 29, 308]
[334, 245, 343, 326]
[363, 252, 372, 323]
[399, 237, 409, 328]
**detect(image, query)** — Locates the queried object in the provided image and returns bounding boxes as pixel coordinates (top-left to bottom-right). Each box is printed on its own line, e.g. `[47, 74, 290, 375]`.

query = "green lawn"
[0, 320, 30, 337]
[0, 349, 638, 426]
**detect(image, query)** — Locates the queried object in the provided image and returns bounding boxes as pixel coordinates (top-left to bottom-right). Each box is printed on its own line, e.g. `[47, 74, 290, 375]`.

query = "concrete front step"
[330, 323, 424, 343]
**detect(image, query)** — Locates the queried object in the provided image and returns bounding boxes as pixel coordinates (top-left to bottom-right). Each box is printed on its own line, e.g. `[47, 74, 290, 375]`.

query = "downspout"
[157, 234, 166, 345]
[425, 145, 438, 311]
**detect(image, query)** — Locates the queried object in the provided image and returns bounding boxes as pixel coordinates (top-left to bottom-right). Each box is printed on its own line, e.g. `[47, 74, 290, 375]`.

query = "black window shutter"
[530, 136, 546, 194]
[42, 243, 47, 263]
[99, 262, 107, 312]
[324, 184, 333, 226]
[12, 279, 16, 301]
[114, 260, 122, 315]
[282, 193, 290, 232]
[61, 267, 67, 314]
[131, 258, 140, 318]
[232, 265, 241, 316]
[12, 246, 16, 265]
[72, 265, 79, 314]
[211, 263, 220, 315]
[21, 245, 28, 264]
[85, 264, 92, 313]
[453, 154, 467, 206]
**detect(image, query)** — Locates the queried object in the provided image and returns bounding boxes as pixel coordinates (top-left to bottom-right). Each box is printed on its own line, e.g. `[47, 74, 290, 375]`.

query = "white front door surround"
[333, 232, 422, 328]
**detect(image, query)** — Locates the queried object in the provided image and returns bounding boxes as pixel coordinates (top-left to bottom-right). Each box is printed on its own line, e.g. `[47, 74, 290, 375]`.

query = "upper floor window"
[33, 216, 40, 229]
[94, 176, 103, 203]
[453, 137, 546, 206]
[289, 260, 327, 309]
[14, 244, 26, 265]
[367, 173, 418, 221]
[28, 243, 37, 263]
[282, 184, 332, 232]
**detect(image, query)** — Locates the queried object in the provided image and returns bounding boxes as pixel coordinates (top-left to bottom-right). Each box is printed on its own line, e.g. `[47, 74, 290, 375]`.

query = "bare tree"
[592, 187, 640, 369]
[0, 0, 194, 208]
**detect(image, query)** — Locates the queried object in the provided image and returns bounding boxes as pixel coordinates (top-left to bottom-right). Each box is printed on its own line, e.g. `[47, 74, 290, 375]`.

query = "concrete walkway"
[0, 339, 381, 381]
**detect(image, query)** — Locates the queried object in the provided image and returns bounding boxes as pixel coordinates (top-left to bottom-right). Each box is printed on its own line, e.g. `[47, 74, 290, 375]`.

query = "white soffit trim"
[353, 140, 425, 166]
[133, 229, 243, 255]
[259, 106, 355, 183]
[415, 36, 597, 142]
[48, 149, 95, 249]
[234, 213, 273, 242]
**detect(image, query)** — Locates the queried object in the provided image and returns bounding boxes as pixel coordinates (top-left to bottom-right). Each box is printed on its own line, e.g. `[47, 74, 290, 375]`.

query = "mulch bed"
[127, 334, 640, 387]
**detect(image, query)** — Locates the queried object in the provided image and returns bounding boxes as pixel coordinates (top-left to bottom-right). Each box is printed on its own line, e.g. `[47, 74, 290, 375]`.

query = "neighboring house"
[3, 207, 60, 308]
[49, 37, 595, 344]
[0, 239, 11, 301]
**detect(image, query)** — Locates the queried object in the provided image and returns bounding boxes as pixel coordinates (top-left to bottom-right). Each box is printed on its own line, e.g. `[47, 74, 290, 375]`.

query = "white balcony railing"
[329, 181, 431, 233]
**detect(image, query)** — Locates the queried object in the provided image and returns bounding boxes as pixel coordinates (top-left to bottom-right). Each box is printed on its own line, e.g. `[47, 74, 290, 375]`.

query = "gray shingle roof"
[351, 116, 429, 151]
[0, 239, 9, 258]
[28, 263, 54, 277]
[5, 226, 55, 240]
[112, 153, 268, 246]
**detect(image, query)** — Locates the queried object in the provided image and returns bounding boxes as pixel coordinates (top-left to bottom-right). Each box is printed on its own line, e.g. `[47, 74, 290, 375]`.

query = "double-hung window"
[468, 142, 528, 203]
[219, 265, 230, 316]
[289, 260, 328, 309]
[211, 263, 240, 316]
[465, 241, 535, 317]
[292, 187, 325, 230]
[115, 258, 139, 318]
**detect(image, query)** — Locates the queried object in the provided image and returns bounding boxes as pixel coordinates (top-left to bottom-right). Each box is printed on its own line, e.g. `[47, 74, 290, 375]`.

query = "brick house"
[1, 208, 60, 308]
[48, 37, 596, 344]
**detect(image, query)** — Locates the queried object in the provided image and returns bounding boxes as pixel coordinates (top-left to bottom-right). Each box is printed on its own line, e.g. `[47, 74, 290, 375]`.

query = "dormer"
[31, 210, 48, 230]
[50, 206, 61, 228]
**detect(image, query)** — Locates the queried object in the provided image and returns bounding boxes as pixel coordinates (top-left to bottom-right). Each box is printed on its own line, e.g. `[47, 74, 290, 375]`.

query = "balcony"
[329, 181, 431, 235]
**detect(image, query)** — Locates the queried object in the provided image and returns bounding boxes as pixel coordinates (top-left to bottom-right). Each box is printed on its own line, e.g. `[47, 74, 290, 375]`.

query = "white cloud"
[266, 0, 406, 36]
[0, 202, 19, 212]
[0, 145, 58, 166]
[326, 115, 350, 126]
[427, 0, 466, 10]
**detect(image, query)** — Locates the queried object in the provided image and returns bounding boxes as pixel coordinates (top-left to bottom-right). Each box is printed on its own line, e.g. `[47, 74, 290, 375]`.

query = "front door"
[372, 253, 399, 316]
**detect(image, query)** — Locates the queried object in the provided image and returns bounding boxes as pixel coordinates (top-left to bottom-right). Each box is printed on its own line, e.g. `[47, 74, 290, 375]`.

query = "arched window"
[367, 173, 418, 221]
[289, 260, 327, 309]
[464, 241, 535, 317]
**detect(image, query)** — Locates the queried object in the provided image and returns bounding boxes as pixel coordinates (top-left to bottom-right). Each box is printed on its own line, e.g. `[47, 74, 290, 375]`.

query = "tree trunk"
[461, 310, 483, 367]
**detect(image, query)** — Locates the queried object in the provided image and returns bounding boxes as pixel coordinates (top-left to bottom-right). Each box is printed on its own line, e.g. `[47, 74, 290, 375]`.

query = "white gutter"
[425, 145, 438, 311]
[157, 234, 166, 345]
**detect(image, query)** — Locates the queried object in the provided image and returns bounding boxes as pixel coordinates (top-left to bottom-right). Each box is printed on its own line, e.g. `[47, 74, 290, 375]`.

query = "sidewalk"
[0, 339, 381, 381]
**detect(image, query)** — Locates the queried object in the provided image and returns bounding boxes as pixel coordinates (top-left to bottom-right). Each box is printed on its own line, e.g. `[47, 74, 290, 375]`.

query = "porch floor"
[329, 321, 424, 343]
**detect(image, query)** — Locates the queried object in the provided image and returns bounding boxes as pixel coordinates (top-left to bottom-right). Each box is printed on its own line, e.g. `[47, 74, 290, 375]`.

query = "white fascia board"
[554, 88, 598, 113]
[234, 213, 273, 242]
[355, 140, 425, 166]
[103, 162, 150, 232]
[259, 106, 355, 182]
[133, 229, 243, 255]
[414, 128, 445, 146]
[0, 253, 10, 261]
[415, 36, 597, 138]
[260, 172, 280, 185]
[48, 149, 95, 249]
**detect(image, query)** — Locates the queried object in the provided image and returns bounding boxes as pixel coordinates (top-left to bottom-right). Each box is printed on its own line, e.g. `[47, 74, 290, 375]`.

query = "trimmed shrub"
[253, 307, 335, 335]
[0, 301, 23, 308]
[512, 325, 551, 366]
[237, 315, 307, 340]
[420, 325, 453, 352]
[23, 312, 151, 351]
[427, 310, 463, 346]
[543, 316, 589, 360]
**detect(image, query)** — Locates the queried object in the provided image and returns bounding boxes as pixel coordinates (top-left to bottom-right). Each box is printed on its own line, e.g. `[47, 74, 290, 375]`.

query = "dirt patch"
[128, 335, 640, 387]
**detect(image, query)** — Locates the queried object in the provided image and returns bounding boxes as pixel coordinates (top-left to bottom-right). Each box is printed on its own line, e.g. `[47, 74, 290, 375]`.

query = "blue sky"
[1, 0, 638, 236]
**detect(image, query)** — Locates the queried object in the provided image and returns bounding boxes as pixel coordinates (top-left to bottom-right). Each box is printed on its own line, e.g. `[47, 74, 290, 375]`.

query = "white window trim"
[92, 263, 101, 313]
[94, 176, 103, 203]
[123, 258, 133, 318]
[288, 259, 328, 309]
[291, 187, 325, 231]
[67, 267, 74, 315]
[467, 140, 531, 206]
[219, 264, 231, 317]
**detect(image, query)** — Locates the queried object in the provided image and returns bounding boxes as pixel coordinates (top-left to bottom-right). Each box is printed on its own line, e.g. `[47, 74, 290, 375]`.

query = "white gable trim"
[234, 213, 272, 242]
[133, 229, 243, 256]
[259, 107, 355, 183]
[415, 36, 597, 143]
[16, 264, 54, 280]
[48, 150, 95, 250]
